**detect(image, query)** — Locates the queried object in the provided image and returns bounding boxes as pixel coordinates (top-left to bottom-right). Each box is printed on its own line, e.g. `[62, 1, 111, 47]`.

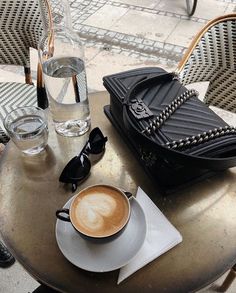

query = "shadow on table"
[21, 145, 57, 179]
[32, 284, 59, 293]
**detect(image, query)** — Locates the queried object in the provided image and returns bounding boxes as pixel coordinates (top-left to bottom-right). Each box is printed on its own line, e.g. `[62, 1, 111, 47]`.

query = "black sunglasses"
[59, 127, 108, 192]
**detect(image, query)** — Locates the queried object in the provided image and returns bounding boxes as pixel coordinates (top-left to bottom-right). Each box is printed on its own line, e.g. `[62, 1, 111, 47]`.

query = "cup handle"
[56, 208, 71, 222]
[124, 191, 133, 200]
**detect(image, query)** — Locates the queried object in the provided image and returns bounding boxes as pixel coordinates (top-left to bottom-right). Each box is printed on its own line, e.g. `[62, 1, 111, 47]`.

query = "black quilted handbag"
[103, 67, 236, 193]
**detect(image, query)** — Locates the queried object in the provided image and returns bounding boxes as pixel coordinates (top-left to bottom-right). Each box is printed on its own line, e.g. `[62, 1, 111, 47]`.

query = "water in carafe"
[42, 56, 90, 136]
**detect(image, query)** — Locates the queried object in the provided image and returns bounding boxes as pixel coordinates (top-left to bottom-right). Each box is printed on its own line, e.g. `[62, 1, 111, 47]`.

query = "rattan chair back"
[0, 0, 50, 68]
[177, 14, 236, 112]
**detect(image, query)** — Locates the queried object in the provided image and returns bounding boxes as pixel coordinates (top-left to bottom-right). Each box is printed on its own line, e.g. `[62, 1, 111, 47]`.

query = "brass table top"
[0, 92, 236, 293]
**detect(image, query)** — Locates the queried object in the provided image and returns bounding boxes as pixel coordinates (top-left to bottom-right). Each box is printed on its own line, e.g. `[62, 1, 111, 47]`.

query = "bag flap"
[103, 67, 166, 102]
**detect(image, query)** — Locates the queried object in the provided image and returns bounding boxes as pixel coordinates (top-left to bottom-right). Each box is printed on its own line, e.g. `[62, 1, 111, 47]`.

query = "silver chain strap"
[141, 89, 199, 135]
[141, 89, 236, 150]
[166, 125, 236, 150]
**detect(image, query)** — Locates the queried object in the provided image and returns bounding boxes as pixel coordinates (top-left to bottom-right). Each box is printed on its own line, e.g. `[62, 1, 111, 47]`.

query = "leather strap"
[122, 73, 236, 171]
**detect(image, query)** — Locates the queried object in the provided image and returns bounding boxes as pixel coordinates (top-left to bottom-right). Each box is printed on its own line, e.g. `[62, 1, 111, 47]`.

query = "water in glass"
[9, 114, 48, 155]
[42, 56, 91, 137]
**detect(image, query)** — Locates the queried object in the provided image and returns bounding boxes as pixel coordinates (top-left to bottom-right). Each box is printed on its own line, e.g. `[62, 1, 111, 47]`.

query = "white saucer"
[55, 196, 147, 272]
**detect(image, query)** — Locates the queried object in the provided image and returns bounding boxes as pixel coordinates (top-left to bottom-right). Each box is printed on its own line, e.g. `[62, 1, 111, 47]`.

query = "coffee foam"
[71, 186, 129, 237]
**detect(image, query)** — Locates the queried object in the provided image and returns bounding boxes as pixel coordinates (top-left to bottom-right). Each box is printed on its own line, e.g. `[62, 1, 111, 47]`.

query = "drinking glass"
[4, 106, 48, 155]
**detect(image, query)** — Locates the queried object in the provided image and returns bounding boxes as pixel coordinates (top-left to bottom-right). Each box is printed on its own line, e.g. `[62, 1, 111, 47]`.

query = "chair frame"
[176, 13, 236, 113]
[177, 14, 236, 73]
[219, 264, 236, 292]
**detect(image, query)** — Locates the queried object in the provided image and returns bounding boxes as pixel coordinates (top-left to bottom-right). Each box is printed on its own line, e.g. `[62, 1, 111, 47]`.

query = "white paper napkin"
[118, 187, 183, 284]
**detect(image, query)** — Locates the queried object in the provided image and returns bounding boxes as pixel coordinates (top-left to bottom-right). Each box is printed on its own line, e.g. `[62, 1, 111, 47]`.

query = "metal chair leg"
[219, 264, 236, 292]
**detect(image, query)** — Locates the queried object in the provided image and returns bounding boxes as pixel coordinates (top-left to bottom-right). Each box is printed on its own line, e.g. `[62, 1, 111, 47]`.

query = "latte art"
[71, 186, 130, 237]
[75, 193, 117, 232]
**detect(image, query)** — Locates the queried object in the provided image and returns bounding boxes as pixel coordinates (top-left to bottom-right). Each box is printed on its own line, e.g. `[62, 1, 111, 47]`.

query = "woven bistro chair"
[0, 0, 52, 144]
[177, 14, 236, 292]
[177, 13, 236, 113]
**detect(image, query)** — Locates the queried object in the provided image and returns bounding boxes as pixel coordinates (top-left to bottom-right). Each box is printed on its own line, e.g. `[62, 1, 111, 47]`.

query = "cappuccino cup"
[56, 184, 132, 242]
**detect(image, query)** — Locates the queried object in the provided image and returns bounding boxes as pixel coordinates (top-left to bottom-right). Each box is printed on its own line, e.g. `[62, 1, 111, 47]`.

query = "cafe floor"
[1, 0, 236, 292]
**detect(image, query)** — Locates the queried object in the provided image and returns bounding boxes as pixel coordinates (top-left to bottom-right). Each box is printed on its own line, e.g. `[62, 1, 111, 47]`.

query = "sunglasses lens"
[59, 127, 107, 191]
[59, 154, 91, 183]
[88, 127, 107, 154]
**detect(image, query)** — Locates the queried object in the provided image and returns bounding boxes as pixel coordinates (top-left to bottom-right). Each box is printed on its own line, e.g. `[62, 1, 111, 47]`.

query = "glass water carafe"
[39, 0, 90, 137]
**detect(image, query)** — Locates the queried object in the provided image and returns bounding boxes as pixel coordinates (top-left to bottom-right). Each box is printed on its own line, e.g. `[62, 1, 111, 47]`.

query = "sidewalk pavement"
[1, 0, 236, 292]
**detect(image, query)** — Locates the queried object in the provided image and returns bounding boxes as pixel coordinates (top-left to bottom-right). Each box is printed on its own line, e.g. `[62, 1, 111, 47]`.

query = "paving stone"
[89, 27, 98, 33]
[106, 31, 117, 38]
[116, 33, 125, 40]
[97, 29, 107, 36]
[73, 23, 82, 30]
[83, 5, 128, 29]
[111, 10, 179, 42]
[137, 44, 145, 49]
[121, 50, 132, 56]
[164, 43, 174, 51]
[193, 0, 230, 19]
[112, 48, 122, 54]
[81, 25, 90, 32]
[130, 52, 139, 58]
[154, 41, 164, 49]
[120, 39, 129, 45]
[144, 46, 154, 52]
[156, 0, 189, 15]
[117, 0, 158, 9]
[173, 46, 185, 54]
[123, 35, 135, 42]
[134, 37, 143, 44]
[97, 35, 105, 40]
[111, 39, 120, 45]
[180, 15, 191, 20]
[224, 2, 236, 13]
[166, 19, 205, 47]
[143, 39, 155, 46]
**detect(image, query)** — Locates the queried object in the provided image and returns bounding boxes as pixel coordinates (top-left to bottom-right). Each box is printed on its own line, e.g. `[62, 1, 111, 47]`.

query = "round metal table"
[0, 92, 236, 293]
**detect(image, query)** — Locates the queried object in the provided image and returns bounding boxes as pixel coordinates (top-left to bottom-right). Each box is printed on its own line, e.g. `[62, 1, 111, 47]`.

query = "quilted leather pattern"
[103, 67, 236, 158]
[135, 79, 227, 142]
